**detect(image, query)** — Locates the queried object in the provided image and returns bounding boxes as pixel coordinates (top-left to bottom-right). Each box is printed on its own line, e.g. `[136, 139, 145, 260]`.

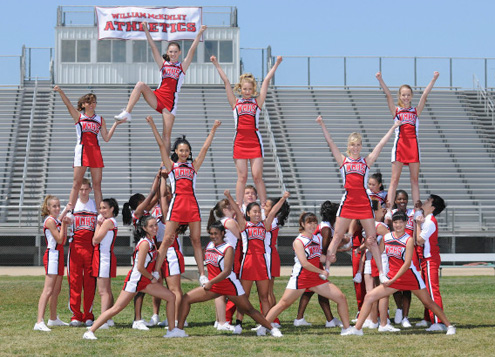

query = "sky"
[2, 0, 495, 87]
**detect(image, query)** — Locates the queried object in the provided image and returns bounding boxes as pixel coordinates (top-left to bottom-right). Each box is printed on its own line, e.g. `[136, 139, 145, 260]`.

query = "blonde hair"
[234, 73, 259, 97]
[346, 132, 362, 155]
[397, 84, 413, 107]
[41, 195, 59, 217]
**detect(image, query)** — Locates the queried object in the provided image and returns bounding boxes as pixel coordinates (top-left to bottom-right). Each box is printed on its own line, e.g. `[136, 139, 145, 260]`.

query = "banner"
[96, 6, 202, 41]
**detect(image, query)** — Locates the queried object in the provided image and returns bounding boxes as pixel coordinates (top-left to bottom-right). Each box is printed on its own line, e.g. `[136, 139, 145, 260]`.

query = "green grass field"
[0, 275, 494, 356]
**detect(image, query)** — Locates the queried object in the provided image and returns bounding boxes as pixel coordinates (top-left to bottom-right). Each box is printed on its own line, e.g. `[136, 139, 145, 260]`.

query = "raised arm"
[100, 117, 125, 142]
[366, 120, 402, 166]
[264, 191, 289, 230]
[192, 120, 221, 171]
[134, 173, 161, 220]
[210, 55, 236, 108]
[146, 116, 173, 171]
[182, 25, 207, 72]
[224, 189, 246, 230]
[257, 56, 282, 107]
[142, 22, 165, 68]
[375, 72, 396, 116]
[416, 71, 439, 116]
[316, 116, 345, 167]
[53, 86, 80, 123]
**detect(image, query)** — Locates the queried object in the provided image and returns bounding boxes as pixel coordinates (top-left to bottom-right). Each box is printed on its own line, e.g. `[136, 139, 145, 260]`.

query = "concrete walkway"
[0, 266, 493, 277]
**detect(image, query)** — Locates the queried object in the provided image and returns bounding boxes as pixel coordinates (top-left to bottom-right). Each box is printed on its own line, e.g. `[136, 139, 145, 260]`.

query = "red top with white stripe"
[233, 98, 260, 131]
[156, 61, 185, 95]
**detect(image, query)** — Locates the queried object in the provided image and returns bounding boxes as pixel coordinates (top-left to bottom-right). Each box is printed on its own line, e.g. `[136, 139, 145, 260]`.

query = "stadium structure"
[1, 6, 494, 267]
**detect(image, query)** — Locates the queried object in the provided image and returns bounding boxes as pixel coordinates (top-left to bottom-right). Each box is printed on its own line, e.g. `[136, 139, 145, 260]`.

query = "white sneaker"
[271, 322, 281, 328]
[69, 320, 83, 327]
[378, 324, 401, 332]
[415, 319, 430, 327]
[83, 330, 97, 340]
[394, 309, 403, 324]
[401, 317, 412, 328]
[353, 272, 363, 284]
[293, 318, 312, 327]
[446, 325, 456, 335]
[132, 320, 150, 331]
[98, 323, 109, 330]
[159, 319, 168, 327]
[199, 275, 209, 287]
[325, 318, 343, 328]
[164, 327, 188, 338]
[106, 319, 114, 327]
[233, 324, 242, 335]
[426, 323, 447, 332]
[364, 320, 379, 329]
[85, 319, 94, 327]
[213, 321, 218, 328]
[256, 326, 267, 336]
[217, 322, 235, 331]
[379, 273, 389, 284]
[47, 317, 69, 327]
[270, 327, 283, 338]
[34, 322, 51, 332]
[114, 110, 131, 122]
[341, 326, 363, 336]
[251, 324, 263, 331]
[148, 314, 160, 327]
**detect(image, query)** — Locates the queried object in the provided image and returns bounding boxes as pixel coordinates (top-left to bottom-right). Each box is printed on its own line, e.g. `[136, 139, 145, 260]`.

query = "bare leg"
[65, 166, 87, 215]
[97, 277, 114, 314]
[355, 285, 396, 330]
[236, 280, 253, 322]
[164, 274, 182, 320]
[48, 275, 63, 320]
[89, 167, 103, 211]
[317, 295, 334, 322]
[265, 289, 305, 323]
[177, 287, 220, 329]
[188, 221, 205, 276]
[311, 282, 351, 328]
[364, 273, 378, 323]
[387, 161, 404, 209]
[255, 279, 271, 317]
[326, 217, 352, 269]
[250, 158, 266, 206]
[90, 291, 135, 332]
[412, 289, 452, 326]
[161, 110, 175, 155]
[215, 296, 228, 325]
[409, 162, 421, 207]
[234, 159, 248, 207]
[133, 292, 145, 321]
[230, 295, 273, 330]
[402, 290, 412, 317]
[124, 81, 158, 113]
[296, 291, 314, 320]
[361, 218, 384, 275]
[37, 275, 58, 323]
[142, 283, 176, 330]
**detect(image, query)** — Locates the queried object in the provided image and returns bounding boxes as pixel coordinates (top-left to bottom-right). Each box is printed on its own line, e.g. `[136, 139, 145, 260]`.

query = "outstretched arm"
[134, 172, 161, 220]
[182, 25, 207, 72]
[193, 120, 221, 171]
[224, 189, 246, 231]
[257, 56, 282, 107]
[142, 22, 165, 68]
[316, 116, 345, 167]
[416, 71, 439, 116]
[146, 116, 172, 171]
[53, 86, 80, 123]
[210, 55, 236, 108]
[375, 72, 396, 117]
[264, 191, 289, 230]
[366, 120, 402, 166]
[100, 117, 125, 142]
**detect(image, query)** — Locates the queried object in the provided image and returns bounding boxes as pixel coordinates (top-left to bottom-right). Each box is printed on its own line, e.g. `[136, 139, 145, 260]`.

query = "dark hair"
[298, 212, 318, 232]
[245, 202, 261, 221]
[429, 194, 446, 216]
[268, 197, 290, 227]
[208, 199, 230, 230]
[392, 211, 408, 222]
[170, 135, 193, 162]
[208, 220, 226, 236]
[102, 198, 119, 217]
[370, 172, 385, 191]
[133, 215, 156, 244]
[320, 201, 338, 226]
[245, 185, 257, 195]
[162, 41, 181, 62]
[177, 224, 188, 235]
[371, 199, 380, 211]
[77, 93, 97, 112]
[122, 193, 145, 226]
[393, 189, 409, 210]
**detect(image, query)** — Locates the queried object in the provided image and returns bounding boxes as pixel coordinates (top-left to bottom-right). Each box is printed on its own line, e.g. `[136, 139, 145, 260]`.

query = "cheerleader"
[147, 116, 221, 285]
[83, 216, 179, 339]
[115, 22, 207, 151]
[210, 55, 283, 207]
[224, 190, 290, 334]
[264, 212, 352, 335]
[295, 201, 344, 328]
[316, 116, 401, 282]
[173, 222, 282, 338]
[346, 211, 455, 336]
[54, 86, 125, 217]
[367, 172, 387, 207]
[34, 195, 70, 331]
[91, 198, 119, 327]
[375, 71, 439, 211]
[207, 199, 241, 330]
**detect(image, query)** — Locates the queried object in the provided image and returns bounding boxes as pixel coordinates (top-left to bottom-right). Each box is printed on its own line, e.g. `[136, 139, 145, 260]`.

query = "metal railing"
[473, 74, 495, 125]
[18, 79, 38, 223]
[262, 105, 287, 193]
